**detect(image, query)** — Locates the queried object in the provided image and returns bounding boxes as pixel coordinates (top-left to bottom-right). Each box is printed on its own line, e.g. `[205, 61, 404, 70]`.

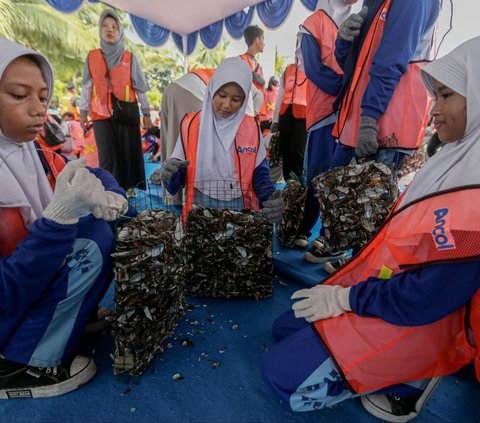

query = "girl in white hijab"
[0, 38, 128, 399]
[163, 57, 283, 223]
[401, 35, 480, 205]
[262, 36, 480, 422]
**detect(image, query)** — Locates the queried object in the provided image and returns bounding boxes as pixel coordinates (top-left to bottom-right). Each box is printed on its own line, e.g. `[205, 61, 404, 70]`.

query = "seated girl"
[0, 38, 129, 399]
[160, 57, 283, 224]
[261, 36, 480, 422]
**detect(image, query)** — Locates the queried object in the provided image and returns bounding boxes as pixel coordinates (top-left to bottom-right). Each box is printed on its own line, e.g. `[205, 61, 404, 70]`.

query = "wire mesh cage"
[111, 179, 275, 374]
[110, 209, 185, 376]
[179, 180, 274, 300]
[311, 159, 400, 254]
[276, 179, 308, 247]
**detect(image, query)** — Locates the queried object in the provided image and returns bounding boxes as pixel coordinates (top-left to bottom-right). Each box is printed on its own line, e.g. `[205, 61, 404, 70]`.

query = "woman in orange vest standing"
[292, 0, 359, 261]
[159, 57, 283, 224]
[270, 62, 307, 181]
[0, 39, 130, 398]
[79, 9, 151, 191]
[261, 36, 480, 422]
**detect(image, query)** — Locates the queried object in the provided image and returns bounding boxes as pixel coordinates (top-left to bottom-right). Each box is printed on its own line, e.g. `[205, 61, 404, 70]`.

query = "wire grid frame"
[311, 159, 400, 253]
[110, 208, 186, 376]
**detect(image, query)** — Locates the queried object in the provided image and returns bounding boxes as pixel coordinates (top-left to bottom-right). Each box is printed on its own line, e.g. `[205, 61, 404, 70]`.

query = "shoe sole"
[304, 252, 348, 264]
[293, 240, 308, 249]
[361, 377, 442, 423]
[0, 358, 96, 399]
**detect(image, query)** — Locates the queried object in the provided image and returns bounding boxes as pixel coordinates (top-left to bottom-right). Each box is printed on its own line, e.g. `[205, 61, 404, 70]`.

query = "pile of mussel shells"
[276, 180, 308, 247]
[180, 206, 273, 299]
[397, 145, 427, 179]
[110, 209, 186, 375]
[312, 159, 399, 252]
[268, 132, 282, 168]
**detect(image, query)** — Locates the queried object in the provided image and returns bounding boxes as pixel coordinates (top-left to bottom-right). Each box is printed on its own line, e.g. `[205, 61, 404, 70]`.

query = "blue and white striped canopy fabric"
[45, 0, 318, 53]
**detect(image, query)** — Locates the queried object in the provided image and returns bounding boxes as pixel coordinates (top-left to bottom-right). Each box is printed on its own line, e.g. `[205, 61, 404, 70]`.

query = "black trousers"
[278, 105, 307, 180]
[93, 119, 146, 190]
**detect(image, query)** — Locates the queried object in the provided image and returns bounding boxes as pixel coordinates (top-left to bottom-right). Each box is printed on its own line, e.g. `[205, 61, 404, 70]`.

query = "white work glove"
[42, 157, 106, 225]
[291, 285, 351, 322]
[93, 191, 128, 221]
[338, 6, 368, 42]
[262, 189, 284, 224]
[160, 158, 190, 184]
[355, 115, 379, 157]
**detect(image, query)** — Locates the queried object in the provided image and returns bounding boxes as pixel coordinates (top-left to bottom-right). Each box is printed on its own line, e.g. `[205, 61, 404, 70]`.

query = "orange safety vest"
[302, 10, 343, 130]
[180, 111, 261, 222]
[239, 53, 267, 117]
[87, 49, 136, 121]
[0, 149, 65, 257]
[332, 0, 432, 150]
[278, 64, 307, 120]
[189, 68, 216, 85]
[313, 187, 480, 394]
[260, 86, 279, 123]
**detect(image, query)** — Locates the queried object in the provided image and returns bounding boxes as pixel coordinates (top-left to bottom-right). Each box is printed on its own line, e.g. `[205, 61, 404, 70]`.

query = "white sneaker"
[361, 377, 442, 422]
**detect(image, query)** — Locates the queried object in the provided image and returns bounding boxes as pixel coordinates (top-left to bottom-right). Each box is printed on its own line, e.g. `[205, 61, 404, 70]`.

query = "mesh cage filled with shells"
[110, 209, 186, 376]
[277, 179, 308, 247]
[311, 159, 399, 253]
[179, 181, 274, 299]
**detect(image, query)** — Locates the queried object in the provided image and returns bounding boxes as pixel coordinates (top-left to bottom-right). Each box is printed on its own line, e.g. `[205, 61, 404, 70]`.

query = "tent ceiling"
[104, 0, 265, 35]
[45, 0, 318, 51]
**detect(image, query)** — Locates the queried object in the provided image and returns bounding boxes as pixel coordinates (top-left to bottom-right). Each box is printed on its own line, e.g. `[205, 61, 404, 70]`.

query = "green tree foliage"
[1, 2, 230, 106]
[274, 46, 288, 77]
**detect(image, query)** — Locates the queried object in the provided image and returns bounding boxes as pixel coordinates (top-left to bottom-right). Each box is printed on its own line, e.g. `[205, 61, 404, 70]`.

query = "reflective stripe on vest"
[332, 0, 432, 150]
[88, 49, 136, 121]
[239, 54, 267, 116]
[302, 10, 343, 130]
[278, 64, 307, 119]
[180, 112, 260, 222]
[0, 150, 65, 256]
[190, 68, 215, 85]
[313, 187, 480, 393]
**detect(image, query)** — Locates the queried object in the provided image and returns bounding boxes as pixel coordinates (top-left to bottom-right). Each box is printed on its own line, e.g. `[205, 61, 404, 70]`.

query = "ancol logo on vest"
[432, 208, 456, 250]
[237, 146, 257, 154]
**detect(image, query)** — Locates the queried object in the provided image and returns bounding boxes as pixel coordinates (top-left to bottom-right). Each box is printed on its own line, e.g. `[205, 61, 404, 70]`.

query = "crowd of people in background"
[1, 2, 479, 423]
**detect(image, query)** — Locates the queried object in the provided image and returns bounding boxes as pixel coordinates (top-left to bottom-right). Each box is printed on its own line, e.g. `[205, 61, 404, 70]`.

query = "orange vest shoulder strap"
[190, 68, 215, 85]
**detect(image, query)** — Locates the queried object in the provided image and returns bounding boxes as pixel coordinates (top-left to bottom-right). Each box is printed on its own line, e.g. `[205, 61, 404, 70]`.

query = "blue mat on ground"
[1, 278, 479, 422]
[2, 158, 478, 422]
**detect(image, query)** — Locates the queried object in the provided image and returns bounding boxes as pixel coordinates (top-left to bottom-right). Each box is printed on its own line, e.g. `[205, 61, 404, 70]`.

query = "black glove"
[338, 6, 368, 42]
[355, 116, 379, 158]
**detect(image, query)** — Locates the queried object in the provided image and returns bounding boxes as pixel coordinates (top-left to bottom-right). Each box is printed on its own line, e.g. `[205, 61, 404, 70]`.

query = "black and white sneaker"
[361, 377, 442, 422]
[323, 257, 351, 274]
[304, 249, 348, 264]
[0, 355, 96, 399]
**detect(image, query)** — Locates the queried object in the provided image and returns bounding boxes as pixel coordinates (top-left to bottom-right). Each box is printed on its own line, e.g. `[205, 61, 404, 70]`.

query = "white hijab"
[195, 57, 252, 198]
[296, 0, 353, 71]
[0, 38, 55, 226]
[400, 36, 480, 206]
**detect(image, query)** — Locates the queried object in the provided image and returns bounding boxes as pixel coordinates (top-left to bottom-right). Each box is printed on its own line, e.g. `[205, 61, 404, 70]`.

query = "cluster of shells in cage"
[312, 159, 399, 253]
